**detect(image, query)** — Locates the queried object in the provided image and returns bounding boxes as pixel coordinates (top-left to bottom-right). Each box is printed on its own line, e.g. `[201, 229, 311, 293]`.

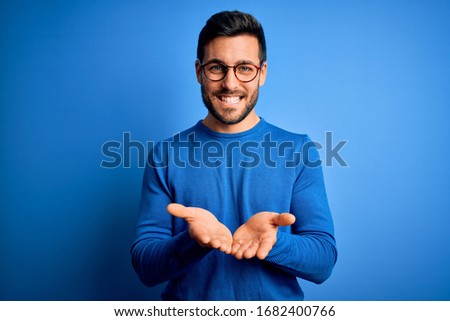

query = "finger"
[209, 237, 232, 254]
[234, 240, 253, 260]
[167, 203, 191, 219]
[218, 238, 233, 254]
[218, 243, 230, 254]
[209, 238, 222, 249]
[231, 239, 244, 255]
[222, 244, 232, 254]
[272, 213, 296, 226]
[256, 238, 275, 260]
[243, 241, 259, 259]
[207, 232, 232, 251]
[196, 234, 211, 246]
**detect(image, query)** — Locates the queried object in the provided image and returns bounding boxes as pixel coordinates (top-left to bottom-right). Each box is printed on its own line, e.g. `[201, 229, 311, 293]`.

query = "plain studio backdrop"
[1, 0, 449, 300]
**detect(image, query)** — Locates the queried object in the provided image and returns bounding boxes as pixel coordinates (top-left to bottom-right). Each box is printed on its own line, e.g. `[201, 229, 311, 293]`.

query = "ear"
[195, 60, 202, 84]
[258, 61, 268, 87]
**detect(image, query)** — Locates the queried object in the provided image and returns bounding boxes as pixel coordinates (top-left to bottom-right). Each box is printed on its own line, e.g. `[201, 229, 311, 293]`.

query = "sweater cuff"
[265, 230, 291, 263]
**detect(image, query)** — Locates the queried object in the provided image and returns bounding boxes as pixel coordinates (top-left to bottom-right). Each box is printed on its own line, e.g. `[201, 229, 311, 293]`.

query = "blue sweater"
[131, 119, 337, 300]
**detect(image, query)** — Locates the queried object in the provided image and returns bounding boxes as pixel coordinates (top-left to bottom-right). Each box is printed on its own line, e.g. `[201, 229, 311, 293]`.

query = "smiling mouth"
[218, 95, 243, 105]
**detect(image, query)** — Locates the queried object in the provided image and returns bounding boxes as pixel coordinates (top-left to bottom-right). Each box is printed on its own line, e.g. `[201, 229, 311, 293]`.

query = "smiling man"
[131, 10, 337, 300]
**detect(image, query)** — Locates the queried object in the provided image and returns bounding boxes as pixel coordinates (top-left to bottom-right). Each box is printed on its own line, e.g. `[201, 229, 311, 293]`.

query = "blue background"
[1, 0, 449, 300]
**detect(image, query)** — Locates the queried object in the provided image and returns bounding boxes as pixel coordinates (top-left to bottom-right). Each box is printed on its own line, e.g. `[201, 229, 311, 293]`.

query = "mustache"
[212, 89, 246, 96]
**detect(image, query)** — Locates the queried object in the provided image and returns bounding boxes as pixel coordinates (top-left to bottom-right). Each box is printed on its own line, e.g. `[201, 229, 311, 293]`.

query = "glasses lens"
[204, 63, 227, 81]
[235, 64, 258, 82]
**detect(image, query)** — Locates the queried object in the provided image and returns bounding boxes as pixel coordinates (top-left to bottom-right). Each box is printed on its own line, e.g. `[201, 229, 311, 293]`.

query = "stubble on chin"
[200, 85, 259, 125]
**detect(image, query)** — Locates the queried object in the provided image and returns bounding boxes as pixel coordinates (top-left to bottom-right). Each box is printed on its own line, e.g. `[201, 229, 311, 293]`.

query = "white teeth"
[220, 96, 241, 104]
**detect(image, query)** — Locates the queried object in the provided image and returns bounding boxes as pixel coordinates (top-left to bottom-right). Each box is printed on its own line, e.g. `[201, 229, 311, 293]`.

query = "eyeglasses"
[199, 60, 263, 83]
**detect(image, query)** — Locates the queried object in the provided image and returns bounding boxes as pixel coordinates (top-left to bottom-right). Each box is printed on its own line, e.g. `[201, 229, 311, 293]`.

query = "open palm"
[231, 212, 296, 260]
[167, 203, 233, 254]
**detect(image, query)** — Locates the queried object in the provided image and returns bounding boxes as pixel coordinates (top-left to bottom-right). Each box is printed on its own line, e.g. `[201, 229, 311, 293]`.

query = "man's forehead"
[203, 35, 260, 63]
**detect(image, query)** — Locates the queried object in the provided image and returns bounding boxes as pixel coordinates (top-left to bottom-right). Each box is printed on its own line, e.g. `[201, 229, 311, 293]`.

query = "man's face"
[196, 35, 267, 125]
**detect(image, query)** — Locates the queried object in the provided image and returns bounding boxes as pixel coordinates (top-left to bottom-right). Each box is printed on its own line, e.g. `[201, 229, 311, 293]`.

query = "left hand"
[231, 212, 296, 260]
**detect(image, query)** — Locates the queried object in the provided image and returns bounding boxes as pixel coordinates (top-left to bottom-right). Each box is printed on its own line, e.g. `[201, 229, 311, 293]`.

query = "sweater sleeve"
[265, 136, 337, 284]
[130, 145, 212, 287]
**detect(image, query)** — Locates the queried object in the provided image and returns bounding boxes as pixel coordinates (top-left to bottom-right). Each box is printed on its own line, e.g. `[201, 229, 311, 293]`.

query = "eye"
[207, 63, 226, 74]
[236, 64, 256, 74]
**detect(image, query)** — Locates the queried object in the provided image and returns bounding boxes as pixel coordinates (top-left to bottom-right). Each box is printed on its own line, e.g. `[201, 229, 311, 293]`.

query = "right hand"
[167, 203, 232, 254]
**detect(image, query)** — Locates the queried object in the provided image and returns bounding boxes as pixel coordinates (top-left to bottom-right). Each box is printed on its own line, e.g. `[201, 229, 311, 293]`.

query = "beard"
[201, 85, 259, 125]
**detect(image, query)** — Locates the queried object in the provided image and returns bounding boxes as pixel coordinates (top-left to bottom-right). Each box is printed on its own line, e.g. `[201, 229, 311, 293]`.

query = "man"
[131, 10, 337, 300]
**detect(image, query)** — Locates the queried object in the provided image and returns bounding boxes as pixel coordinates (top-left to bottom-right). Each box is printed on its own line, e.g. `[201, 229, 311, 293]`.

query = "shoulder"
[147, 122, 202, 161]
[151, 121, 205, 148]
[167, 122, 201, 141]
[263, 120, 311, 145]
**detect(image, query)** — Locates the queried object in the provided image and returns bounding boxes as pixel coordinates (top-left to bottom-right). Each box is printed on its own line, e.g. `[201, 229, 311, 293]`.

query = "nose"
[221, 68, 239, 90]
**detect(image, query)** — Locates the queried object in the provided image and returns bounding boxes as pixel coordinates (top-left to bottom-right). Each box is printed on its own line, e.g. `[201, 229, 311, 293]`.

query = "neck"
[202, 112, 260, 133]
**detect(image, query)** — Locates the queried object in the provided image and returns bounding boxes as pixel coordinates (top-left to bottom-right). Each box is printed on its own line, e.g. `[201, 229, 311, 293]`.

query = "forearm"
[271, 137, 337, 283]
[265, 230, 337, 284]
[131, 230, 211, 287]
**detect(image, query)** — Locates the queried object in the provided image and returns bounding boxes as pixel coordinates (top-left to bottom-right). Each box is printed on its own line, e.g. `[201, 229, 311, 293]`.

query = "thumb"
[167, 203, 190, 219]
[272, 213, 296, 226]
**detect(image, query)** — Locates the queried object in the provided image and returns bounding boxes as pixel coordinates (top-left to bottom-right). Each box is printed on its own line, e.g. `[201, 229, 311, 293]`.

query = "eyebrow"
[203, 58, 259, 66]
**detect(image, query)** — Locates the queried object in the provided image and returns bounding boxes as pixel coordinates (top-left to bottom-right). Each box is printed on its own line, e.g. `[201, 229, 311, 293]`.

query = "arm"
[266, 138, 337, 284]
[232, 136, 337, 284]
[130, 147, 212, 287]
